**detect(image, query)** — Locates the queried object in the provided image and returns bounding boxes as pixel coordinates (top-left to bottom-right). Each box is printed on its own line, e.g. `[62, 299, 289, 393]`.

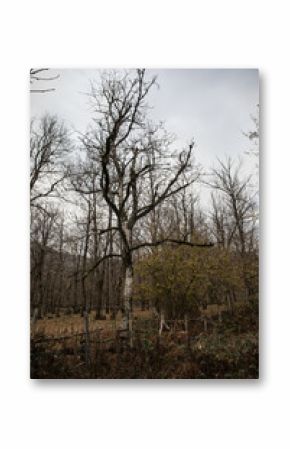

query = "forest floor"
[31, 302, 258, 379]
[32, 305, 227, 338]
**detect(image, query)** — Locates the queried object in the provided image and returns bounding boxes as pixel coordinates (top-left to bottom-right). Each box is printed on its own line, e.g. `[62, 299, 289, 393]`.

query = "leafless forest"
[30, 69, 259, 378]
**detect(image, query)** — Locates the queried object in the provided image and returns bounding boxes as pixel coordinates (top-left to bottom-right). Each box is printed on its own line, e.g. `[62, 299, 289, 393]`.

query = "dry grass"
[31, 309, 153, 339]
[203, 303, 227, 317]
[31, 303, 240, 339]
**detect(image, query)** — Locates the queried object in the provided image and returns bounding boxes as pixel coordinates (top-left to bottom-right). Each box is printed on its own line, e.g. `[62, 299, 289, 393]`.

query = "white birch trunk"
[159, 310, 170, 335]
[121, 223, 134, 347]
[123, 265, 133, 347]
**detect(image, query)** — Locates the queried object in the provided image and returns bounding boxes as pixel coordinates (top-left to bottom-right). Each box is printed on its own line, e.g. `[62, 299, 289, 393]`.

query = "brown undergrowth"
[31, 302, 258, 379]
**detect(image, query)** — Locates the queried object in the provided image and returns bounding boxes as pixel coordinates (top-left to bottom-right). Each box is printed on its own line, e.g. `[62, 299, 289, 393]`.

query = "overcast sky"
[31, 68, 259, 174]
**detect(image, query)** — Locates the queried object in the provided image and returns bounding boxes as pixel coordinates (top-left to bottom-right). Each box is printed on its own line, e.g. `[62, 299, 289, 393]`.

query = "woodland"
[30, 69, 259, 379]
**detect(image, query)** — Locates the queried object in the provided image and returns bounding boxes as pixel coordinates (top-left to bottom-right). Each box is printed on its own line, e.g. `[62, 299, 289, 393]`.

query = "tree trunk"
[184, 313, 190, 348]
[123, 264, 133, 347]
[159, 310, 170, 335]
[83, 310, 91, 367]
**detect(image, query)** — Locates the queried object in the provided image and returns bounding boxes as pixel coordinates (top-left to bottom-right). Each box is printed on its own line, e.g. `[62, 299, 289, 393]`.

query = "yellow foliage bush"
[134, 245, 252, 319]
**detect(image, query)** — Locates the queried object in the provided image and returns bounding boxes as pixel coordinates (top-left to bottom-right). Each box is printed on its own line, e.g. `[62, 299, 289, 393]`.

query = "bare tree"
[30, 205, 59, 321]
[210, 193, 237, 249]
[207, 157, 258, 303]
[30, 115, 69, 205]
[80, 69, 212, 336]
[208, 157, 256, 256]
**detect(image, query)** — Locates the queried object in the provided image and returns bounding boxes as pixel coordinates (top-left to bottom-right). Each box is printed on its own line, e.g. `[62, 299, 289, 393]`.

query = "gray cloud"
[30, 68, 259, 172]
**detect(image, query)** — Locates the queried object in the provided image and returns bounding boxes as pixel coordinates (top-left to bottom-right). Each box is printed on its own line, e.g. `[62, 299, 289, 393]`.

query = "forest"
[30, 69, 259, 379]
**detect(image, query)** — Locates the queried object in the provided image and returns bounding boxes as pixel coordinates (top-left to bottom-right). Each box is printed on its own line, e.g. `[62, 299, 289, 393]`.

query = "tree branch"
[131, 239, 214, 252]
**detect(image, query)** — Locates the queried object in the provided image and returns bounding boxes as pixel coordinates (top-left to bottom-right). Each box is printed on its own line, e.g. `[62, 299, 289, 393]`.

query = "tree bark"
[123, 264, 133, 347]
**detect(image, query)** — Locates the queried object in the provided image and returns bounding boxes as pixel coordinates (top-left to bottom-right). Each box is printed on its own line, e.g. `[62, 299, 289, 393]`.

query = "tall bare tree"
[80, 69, 212, 335]
[208, 157, 256, 255]
[207, 157, 258, 302]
